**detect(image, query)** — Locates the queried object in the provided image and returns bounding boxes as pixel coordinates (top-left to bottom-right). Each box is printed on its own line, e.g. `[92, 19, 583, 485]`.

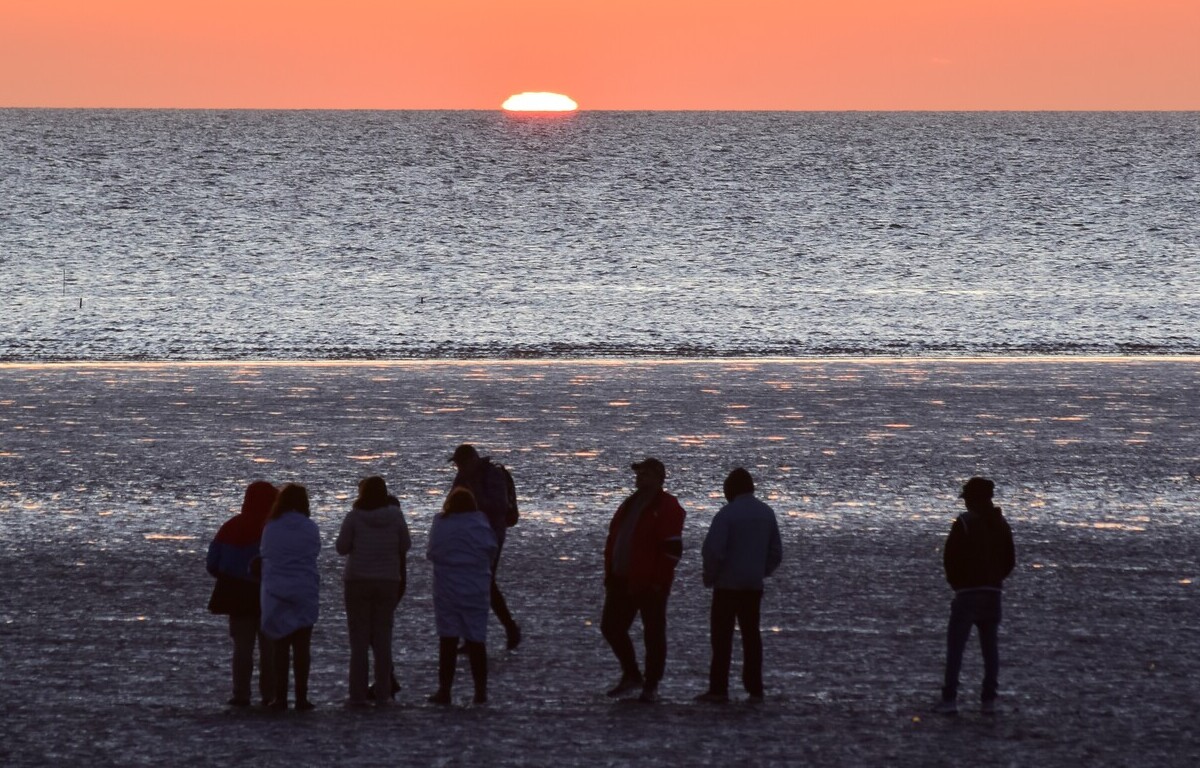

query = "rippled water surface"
[2, 111, 1198, 360]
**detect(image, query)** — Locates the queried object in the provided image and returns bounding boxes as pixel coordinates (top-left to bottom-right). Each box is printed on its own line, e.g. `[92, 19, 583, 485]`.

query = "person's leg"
[490, 546, 521, 649]
[465, 641, 488, 704]
[600, 582, 642, 681]
[371, 581, 400, 703]
[255, 624, 275, 706]
[941, 593, 974, 704]
[271, 635, 291, 709]
[344, 581, 371, 703]
[293, 627, 313, 709]
[431, 636, 458, 703]
[738, 590, 765, 698]
[978, 593, 1003, 703]
[706, 589, 737, 696]
[229, 615, 256, 703]
[640, 589, 669, 687]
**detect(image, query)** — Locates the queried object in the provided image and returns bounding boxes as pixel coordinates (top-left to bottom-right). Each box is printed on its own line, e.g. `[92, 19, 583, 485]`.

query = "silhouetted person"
[601, 458, 685, 703]
[206, 481, 278, 707]
[427, 486, 497, 706]
[695, 468, 783, 704]
[336, 476, 411, 708]
[449, 443, 521, 649]
[260, 483, 321, 711]
[938, 477, 1016, 715]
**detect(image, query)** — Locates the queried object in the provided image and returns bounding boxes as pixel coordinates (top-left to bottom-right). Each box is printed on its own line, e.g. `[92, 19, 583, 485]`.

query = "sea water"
[1, 110, 1197, 360]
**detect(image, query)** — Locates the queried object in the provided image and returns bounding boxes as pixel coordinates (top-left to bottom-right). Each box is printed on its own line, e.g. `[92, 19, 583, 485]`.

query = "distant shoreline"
[3, 354, 1199, 370]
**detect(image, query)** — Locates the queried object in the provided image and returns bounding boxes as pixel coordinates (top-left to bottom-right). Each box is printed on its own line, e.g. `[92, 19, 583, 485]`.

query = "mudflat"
[1, 358, 1197, 766]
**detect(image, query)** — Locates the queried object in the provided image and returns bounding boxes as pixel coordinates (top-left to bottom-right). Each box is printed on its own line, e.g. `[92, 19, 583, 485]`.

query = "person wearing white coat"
[426, 486, 497, 705]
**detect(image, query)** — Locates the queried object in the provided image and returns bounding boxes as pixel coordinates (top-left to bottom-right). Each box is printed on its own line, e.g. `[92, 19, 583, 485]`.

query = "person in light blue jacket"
[260, 483, 321, 711]
[696, 468, 783, 703]
[426, 486, 497, 706]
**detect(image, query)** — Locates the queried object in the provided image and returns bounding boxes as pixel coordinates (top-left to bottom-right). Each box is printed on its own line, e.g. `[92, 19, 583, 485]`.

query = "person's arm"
[1000, 513, 1016, 580]
[398, 551, 408, 602]
[206, 538, 221, 577]
[335, 511, 355, 555]
[943, 518, 965, 587]
[765, 513, 783, 578]
[701, 509, 728, 588]
[660, 495, 685, 563]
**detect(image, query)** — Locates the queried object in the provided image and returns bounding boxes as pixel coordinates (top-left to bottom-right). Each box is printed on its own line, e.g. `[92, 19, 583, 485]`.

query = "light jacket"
[260, 510, 321, 640]
[701, 493, 783, 590]
[427, 511, 498, 642]
[336, 497, 411, 582]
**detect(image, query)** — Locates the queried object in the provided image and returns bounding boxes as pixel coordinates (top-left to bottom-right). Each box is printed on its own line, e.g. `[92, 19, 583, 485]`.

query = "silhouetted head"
[355, 476, 389, 510]
[960, 477, 995, 508]
[449, 443, 481, 473]
[241, 481, 278, 526]
[632, 457, 666, 492]
[723, 468, 755, 502]
[271, 483, 311, 519]
[442, 486, 478, 516]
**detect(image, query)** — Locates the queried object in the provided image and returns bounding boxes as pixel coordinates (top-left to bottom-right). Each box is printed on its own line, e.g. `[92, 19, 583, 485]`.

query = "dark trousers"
[601, 582, 669, 685]
[229, 614, 274, 703]
[942, 590, 1002, 703]
[438, 636, 487, 701]
[490, 544, 518, 632]
[272, 626, 313, 706]
[345, 580, 401, 703]
[708, 588, 764, 697]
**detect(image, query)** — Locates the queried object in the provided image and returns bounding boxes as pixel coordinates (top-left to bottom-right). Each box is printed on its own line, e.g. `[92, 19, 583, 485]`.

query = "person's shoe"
[638, 683, 660, 703]
[368, 674, 401, 702]
[295, 699, 315, 712]
[693, 691, 730, 704]
[606, 673, 645, 698]
[473, 692, 488, 706]
[266, 698, 288, 712]
[747, 694, 765, 705]
[226, 696, 251, 707]
[934, 699, 958, 716]
[980, 699, 997, 716]
[505, 622, 522, 651]
[344, 698, 371, 709]
[428, 689, 452, 706]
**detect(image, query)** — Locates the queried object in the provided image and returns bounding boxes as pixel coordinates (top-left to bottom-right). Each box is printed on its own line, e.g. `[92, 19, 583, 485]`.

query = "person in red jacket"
[601, 458, 685, 703]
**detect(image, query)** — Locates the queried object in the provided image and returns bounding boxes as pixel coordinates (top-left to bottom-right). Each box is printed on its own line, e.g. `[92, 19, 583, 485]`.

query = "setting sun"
[502, 92, 578, 112]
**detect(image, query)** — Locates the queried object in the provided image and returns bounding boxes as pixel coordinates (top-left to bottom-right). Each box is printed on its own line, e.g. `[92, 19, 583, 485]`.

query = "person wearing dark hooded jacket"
[336, 476, 411, 707]
[206, 480, 278, 707]
[939, 476, 1016, 715]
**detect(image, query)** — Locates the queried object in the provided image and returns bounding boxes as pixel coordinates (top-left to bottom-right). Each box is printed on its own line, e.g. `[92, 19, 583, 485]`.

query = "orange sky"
[2, 0, 1198, 109]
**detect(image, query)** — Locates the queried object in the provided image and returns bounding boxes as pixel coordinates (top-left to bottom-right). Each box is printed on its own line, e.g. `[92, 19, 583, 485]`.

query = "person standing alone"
[601, 458, 686, 703]
[696, 468, 783, 704]
[448, 444, 522, 649]
[939, 476, 1015, 715]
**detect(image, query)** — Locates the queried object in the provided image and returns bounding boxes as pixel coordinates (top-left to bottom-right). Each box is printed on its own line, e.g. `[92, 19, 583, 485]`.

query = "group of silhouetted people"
[208, 442, 1014, 715]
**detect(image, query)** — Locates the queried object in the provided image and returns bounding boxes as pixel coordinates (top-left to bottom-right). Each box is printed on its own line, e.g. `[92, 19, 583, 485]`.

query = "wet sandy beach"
[1, 358, 1198, 766]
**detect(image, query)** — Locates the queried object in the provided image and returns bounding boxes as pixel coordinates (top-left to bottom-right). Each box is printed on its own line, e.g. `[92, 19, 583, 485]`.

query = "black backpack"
[496, 463, 519, 527]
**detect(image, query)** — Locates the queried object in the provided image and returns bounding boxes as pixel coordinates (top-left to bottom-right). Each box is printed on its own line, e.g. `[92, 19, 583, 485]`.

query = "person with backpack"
[448, 443, 522, 649]
[937, 476, 1016, 715]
